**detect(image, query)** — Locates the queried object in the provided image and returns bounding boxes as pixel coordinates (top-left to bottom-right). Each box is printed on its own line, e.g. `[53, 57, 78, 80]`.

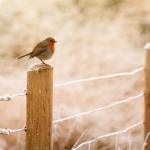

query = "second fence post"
[26, 64, 53, 150]
[145, 43, 150, 150]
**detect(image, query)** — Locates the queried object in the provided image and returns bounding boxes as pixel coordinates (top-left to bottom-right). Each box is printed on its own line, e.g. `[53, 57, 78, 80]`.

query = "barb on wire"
[0, 127, 26, 135]
[0, 90, 26, 101]
[53, 92, 144, 123]
[72, 121, 144, 150]
[54, 67, 144, 87]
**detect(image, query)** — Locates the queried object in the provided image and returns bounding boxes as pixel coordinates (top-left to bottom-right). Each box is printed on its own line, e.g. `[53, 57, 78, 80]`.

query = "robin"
[18, 37, 57, 65]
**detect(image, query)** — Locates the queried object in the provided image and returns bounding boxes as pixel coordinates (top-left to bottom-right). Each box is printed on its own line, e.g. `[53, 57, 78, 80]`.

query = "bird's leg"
[39, 58, 49, 66]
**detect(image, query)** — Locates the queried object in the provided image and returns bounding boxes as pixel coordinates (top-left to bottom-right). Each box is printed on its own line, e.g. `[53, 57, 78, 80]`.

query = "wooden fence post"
[26, 64, 53, 150]
[145, 43, 150, 150]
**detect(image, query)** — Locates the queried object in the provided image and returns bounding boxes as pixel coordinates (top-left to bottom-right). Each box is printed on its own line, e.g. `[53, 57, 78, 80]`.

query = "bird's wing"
[30, 41, 48, 58]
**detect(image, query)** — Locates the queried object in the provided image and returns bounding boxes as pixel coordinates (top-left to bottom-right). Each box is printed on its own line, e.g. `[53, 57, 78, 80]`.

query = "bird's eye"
[49, 40, 52, 42]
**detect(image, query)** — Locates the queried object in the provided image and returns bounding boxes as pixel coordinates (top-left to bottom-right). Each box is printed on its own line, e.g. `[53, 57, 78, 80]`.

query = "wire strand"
[0, 91, 26, 101]
[54, 67, 144, 87]
[53, 92, 144, 123]
[141, 132, 150, 150]
[72, 121, 144, 150]
[0, 127, 26, 135]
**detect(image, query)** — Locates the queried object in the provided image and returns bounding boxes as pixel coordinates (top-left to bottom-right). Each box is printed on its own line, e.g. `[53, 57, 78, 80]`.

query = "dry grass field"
[0, 0, 150, 149]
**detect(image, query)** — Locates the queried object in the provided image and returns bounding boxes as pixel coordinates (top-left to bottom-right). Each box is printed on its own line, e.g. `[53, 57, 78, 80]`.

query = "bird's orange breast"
[47, 42, 55, 52]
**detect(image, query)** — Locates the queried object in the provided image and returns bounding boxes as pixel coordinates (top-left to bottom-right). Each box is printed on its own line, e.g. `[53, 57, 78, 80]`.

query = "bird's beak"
[55, 41, 57, 43]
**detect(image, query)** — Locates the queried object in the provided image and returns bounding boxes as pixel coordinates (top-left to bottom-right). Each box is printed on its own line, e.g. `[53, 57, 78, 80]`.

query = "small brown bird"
[18, 37, 57, 65]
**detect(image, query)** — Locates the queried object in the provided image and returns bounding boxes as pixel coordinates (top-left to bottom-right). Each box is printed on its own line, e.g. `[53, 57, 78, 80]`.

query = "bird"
[18, 37, 57, 65]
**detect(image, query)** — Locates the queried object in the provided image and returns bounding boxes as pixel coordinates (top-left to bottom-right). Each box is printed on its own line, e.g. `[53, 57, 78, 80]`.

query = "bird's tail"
[18, 52, 32, 59]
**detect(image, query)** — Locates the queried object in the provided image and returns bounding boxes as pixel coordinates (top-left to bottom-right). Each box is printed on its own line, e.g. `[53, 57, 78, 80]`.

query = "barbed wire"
[53, 92, 144, 123]
[0, 67, 145, 148]
[0, 90, 26, 101]
[54, 67, 144, 87]
[0, 90, 26, 134]
[0, 68, 143, 101]
[72, 121, 144, 150]
[0, 92, 144, 135]
[0, 127, 26, 135]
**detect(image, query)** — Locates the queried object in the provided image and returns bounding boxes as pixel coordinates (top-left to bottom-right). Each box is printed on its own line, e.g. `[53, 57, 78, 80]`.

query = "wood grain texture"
[26, 64, 53, 150]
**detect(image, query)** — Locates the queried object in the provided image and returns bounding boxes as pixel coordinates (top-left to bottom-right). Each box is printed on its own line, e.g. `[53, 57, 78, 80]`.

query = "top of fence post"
[27, 64, 53, 71]
[144, 43, 150, 50]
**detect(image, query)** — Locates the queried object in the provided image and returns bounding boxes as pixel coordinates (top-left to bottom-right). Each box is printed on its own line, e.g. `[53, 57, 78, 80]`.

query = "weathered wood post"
[145, 43, 150, 150]
[26, 64, 53, 150]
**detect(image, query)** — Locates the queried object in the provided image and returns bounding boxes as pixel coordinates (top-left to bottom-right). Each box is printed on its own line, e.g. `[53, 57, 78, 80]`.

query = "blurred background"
[0, 0, 149, 149]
